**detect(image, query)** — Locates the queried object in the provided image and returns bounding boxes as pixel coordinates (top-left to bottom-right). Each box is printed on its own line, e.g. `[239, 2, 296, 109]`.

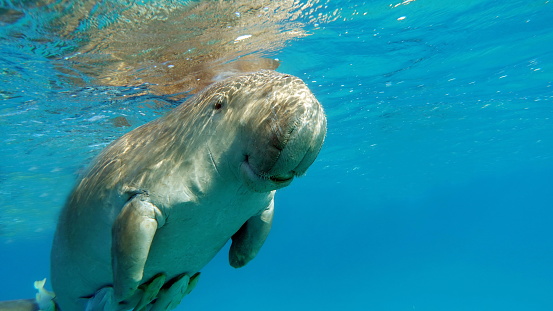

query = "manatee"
[48, 70, 326, 311]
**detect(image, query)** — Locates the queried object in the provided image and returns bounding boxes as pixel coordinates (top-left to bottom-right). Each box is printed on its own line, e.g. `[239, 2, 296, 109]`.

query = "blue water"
[2, 0, 553, 310]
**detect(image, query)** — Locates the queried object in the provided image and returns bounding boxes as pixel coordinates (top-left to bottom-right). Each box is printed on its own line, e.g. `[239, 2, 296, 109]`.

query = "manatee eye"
[213, 97, 225, 110]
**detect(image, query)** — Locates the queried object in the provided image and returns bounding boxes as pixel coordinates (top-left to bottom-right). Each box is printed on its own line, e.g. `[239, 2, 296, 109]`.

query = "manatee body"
[50, 70, 327, 311]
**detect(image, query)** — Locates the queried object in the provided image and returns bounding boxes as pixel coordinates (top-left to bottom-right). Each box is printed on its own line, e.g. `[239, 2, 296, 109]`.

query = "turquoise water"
[2, 0, 553, 310]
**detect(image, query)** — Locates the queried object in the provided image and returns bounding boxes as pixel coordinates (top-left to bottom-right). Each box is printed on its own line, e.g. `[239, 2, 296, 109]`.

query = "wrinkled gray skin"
[50, 70, 327, 311]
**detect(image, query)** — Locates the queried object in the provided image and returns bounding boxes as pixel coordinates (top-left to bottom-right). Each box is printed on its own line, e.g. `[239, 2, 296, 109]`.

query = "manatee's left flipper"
[229, 198, 274, 268]
[149, 273, 200, 311]
[112, 193, 165, 302]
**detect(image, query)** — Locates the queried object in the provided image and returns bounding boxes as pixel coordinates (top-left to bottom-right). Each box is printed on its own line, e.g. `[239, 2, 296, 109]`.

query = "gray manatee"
[49, 70, 327, 311]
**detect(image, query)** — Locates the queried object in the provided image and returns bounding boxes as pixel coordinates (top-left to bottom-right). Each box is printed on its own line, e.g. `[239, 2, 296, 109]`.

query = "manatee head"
[188, 70, 326, 193]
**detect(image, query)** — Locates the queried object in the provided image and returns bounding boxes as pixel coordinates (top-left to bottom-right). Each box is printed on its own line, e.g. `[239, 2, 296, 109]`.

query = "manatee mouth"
[242, 155, 295, 185]
[269, 173, 295, 183]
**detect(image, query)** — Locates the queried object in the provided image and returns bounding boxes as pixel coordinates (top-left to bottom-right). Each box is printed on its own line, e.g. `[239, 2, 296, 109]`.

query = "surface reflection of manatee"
[43, 0, 339, 96]
[50, 70, 327, 311]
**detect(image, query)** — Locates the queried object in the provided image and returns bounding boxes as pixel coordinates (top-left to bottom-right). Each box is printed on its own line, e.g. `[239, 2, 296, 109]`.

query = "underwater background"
[1, 0, 552, 310]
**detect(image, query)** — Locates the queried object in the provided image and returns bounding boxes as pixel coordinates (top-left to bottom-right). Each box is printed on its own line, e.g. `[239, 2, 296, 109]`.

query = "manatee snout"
[242, 74, 327, 192]
[267, 97, 326, 178]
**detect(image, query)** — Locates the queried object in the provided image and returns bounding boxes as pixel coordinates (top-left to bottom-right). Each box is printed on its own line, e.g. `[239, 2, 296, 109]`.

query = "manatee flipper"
[229, 199, 274, 268]
[112, 193, 165, 302]
[149, 273, 200, 311]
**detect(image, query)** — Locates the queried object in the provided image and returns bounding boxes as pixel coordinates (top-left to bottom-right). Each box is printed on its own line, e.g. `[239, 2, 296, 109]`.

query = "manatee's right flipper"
[112, 193, 165, 302]
[149, 273, 200, 311]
